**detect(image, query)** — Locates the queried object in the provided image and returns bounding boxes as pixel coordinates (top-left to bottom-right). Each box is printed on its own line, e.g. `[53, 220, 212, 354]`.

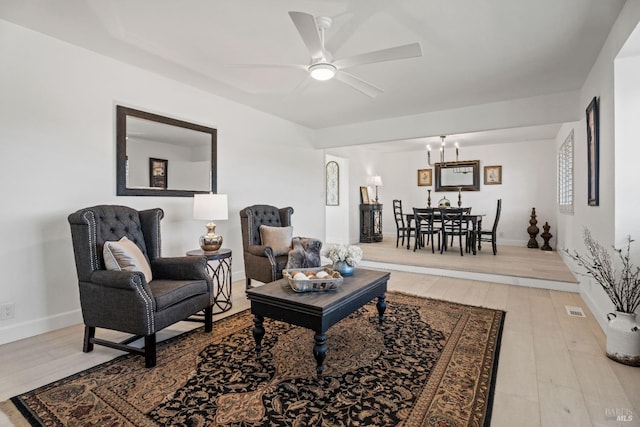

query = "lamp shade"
[193, 193, 228, 221]
[371, 175, 383, 187]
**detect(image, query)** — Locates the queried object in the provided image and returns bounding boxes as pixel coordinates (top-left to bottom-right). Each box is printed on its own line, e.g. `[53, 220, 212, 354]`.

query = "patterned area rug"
[5, 292, 504, 426]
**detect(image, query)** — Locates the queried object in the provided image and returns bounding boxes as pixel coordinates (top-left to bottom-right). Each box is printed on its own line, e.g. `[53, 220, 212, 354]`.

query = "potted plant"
[565, 229, 640, 366]
[322, 244, 363, 277]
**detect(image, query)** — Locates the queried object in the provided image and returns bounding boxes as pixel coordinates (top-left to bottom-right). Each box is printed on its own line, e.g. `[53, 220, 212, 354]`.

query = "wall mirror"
[434, 160, 480, 191]
[116, 106, 217, 196]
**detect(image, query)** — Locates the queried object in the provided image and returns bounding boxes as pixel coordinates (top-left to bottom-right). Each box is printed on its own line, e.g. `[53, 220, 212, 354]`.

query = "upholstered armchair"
[68, 205, 214, 368]
[240, 205, 294, 289]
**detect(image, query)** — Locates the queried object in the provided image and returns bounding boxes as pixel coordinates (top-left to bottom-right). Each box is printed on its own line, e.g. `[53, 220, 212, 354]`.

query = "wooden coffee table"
[246, 268, 390, 375]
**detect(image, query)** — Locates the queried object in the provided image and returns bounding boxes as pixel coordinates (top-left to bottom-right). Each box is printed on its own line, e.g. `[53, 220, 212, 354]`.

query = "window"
[558, 130, 574, 214]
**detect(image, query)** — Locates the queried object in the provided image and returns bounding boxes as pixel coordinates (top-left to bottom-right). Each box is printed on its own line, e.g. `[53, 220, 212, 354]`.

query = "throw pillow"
[259, 225, 293, 256]
[103, 236, 153, 283]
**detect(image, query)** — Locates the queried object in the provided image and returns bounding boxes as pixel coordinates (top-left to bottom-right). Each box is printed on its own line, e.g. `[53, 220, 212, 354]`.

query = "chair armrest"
[246, 245, 270, 257]
[150, 257, 210, 280]
[246, 245, 277, 268]
[90, 270, 148, 290]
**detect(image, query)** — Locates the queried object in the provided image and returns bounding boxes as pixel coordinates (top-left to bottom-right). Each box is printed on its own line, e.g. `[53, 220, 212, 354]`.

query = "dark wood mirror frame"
[116, 106, 217, 197]
[434, 160, 480, 192]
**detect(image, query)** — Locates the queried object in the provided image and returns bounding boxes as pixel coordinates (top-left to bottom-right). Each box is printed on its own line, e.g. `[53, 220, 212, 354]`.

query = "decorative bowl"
[283, 267, 343, 292]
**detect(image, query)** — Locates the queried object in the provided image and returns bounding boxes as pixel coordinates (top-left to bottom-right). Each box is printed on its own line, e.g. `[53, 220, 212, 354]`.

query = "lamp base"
[200, 222, 223, 252]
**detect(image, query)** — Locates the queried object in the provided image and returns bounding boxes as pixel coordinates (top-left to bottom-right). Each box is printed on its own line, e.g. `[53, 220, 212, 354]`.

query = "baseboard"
[0, 309, 83, 346]
[578, 287, 609, 334]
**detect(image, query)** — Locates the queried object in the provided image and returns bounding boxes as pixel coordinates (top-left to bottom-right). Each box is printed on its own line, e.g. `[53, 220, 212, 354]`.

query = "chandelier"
[426, 135, 459, 166]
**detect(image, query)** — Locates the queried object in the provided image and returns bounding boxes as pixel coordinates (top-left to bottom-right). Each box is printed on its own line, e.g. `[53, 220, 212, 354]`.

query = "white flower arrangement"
[322, 244, 363, 267]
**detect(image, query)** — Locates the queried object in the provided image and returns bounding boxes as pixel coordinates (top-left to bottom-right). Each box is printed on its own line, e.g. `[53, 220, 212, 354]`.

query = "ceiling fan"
[237, 12, 423, 98]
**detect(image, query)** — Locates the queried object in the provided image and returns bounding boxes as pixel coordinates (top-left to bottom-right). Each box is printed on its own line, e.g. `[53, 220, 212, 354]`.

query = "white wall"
[0, 20, 324, 344]
[324, 154, 350, 245]
[615, 46, 640, 244]
[559, 2, 640, 331]
[326, 146, 380, 244]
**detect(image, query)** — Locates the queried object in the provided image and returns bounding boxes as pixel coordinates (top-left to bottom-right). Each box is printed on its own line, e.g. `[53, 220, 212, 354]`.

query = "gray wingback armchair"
[68, 205, 214, 368]
[240, 205, 293, 289]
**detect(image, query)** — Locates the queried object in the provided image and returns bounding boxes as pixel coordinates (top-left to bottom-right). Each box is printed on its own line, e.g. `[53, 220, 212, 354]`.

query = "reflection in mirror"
[116, 106, 217, 197]
[434, 160, 480, 191]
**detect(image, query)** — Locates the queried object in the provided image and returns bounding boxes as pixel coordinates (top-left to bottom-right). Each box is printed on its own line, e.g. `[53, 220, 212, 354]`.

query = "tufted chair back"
[68, 205, 163, 282]
[239, 205, 293, 250]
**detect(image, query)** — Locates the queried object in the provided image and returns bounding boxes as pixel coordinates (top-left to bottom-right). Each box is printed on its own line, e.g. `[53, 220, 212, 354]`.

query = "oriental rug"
[4, 292, 504, 426]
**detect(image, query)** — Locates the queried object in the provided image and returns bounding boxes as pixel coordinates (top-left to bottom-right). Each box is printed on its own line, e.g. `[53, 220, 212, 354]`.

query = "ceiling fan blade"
[227, 63, 305, 70]
[334, 71, 383, 98]
[282, 75, 316, 101]
[288, 11, 324, 59]
[333, 42, 422, 69]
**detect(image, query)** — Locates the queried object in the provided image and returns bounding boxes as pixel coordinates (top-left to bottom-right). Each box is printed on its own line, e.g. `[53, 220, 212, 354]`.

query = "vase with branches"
[565, 229, 640, 366]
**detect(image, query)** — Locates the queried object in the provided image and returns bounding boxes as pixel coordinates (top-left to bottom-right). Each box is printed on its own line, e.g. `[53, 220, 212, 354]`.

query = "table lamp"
[193, 193, 228, 252]
[368, 175, 383, 203]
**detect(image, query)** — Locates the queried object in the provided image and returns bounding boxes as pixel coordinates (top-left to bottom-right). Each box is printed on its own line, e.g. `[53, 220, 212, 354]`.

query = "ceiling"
[0, 0, 626, 147]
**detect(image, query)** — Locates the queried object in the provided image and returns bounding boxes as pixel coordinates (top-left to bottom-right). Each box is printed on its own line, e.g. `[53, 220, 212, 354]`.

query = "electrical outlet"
[1, 302, 15, 320]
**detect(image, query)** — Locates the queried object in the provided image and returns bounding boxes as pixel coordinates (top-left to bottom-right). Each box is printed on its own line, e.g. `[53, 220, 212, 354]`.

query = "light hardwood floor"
[1, 259, 639, 426]
[360, 237, 578, 284]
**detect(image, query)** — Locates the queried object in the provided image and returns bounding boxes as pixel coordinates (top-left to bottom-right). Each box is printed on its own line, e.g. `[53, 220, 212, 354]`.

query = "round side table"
[187, 248, 232, 314]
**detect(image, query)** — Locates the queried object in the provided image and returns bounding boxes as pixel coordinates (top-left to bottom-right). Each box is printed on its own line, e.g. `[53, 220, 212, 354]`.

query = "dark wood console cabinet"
[359, 203, 383, 243]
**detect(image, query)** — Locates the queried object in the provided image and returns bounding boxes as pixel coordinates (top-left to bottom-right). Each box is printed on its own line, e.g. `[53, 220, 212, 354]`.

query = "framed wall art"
[325, 161, 339, 206]
[417, 169, 432, 186]
[484, 165, 502, 185]
[586, 96, 599, 206]
[149, 158, 168, 189]
[360, 186, 370, 204]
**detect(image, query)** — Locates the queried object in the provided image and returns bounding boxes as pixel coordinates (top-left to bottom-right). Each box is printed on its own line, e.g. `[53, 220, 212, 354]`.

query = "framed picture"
[417, 168, 432, 186]
[325, 161, 339, 206]
[149, 158, 168, 189]
[484, 165, 502, 185]
[586, 96, 599, 206]
[360, 186, 370, 204]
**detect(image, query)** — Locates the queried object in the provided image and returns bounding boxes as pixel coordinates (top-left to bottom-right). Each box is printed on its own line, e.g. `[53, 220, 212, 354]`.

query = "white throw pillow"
[103, 236, 153, 283]
[259, 225, 293, 256]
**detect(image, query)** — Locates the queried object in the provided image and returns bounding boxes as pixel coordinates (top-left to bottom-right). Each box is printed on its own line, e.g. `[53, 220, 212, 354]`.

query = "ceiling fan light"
[309, 63, 336, 81]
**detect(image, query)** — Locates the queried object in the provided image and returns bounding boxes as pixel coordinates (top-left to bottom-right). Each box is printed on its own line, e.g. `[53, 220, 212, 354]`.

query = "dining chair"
[439, 208, 470, 256]
[446, 207, 472, 247]
[393, 200, 414, 248]
[412, 208, 441, 253]
[476, 199, 502, 255]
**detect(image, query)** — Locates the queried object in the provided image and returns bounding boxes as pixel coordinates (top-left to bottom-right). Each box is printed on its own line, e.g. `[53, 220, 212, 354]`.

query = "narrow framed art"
[417, 169, 432, 186]
[586, 96, 599, 206]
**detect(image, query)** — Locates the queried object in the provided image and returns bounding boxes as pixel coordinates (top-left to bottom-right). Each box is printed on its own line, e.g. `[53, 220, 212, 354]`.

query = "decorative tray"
[283, 267, 343, 293]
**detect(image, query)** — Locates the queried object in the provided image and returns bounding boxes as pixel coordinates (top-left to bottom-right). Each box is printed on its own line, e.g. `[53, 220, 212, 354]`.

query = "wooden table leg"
[253, 315, 265, 355]
[313, 332, 327, 376]
[377, 293, 387, 324]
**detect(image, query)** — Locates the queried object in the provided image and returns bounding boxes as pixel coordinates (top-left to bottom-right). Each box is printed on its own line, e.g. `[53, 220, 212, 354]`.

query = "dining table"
[405, 209, 485, 255]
